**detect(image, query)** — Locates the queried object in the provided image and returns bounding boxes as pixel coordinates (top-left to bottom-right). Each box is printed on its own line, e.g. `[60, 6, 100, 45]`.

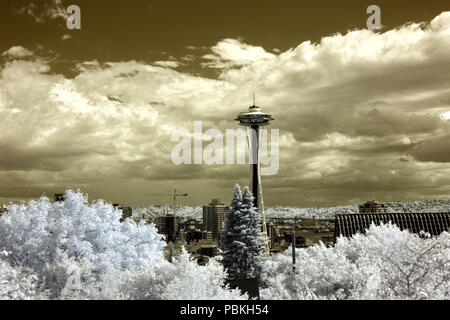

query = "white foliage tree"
[261, 223, 450, 300]
[162, 248, 247, 300]
[0, 250, 45, 300]
[106, 247, 247, 300]
[4, 188, 448, 300]
[0, 189, 166, 297]
[221, 185, 266, 280]
[0, 189, 249, 300]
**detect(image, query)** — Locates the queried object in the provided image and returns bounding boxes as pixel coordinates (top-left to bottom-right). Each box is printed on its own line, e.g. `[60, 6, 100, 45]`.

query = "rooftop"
[334, 212, 450, 242]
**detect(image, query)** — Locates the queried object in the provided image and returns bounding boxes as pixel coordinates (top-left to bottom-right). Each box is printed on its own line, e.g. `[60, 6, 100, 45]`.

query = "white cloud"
[13, 3, 44, 23]
[2, 12, 450, 204]
[181, 55, 196, 62]
[440, 111, 450, 120]
[1, 46, 34, 59]
[44, 0, 69, 21]
[202, 38, 276, 69]
[153, 61, 180, 68]
[14, 0, 68, 24]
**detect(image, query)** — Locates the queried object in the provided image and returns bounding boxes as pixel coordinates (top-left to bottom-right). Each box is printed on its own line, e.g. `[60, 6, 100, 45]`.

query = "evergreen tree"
[221, 184, 267, 280]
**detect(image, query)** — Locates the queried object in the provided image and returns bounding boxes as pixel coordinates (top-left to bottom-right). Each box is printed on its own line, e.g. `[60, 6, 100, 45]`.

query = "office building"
[203, 199, 229, 242]
[155, 215, 181, 242]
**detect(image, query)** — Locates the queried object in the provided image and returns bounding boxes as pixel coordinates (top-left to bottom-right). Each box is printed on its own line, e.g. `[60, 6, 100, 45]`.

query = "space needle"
[235, 96, 274, 251]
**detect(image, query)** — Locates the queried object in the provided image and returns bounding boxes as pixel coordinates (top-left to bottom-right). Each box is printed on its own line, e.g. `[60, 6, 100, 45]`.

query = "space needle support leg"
[251, 124, 269, 253]
[251, 125, 259, 210]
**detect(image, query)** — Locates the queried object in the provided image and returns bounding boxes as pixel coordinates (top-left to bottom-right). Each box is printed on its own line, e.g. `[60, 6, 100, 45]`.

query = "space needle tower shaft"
[235, 97, 274, 251]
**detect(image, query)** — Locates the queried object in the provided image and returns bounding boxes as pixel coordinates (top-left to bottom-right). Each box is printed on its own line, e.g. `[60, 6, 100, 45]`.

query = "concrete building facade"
[203, 199, 229, 242]
[155, 215, 181, 242]
[359, 200, 388, 213]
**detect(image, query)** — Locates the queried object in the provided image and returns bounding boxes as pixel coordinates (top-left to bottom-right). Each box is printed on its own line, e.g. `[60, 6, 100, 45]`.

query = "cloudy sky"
[1, 0, 450, 207]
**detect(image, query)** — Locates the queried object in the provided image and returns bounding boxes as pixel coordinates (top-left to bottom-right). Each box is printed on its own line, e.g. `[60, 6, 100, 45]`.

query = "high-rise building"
[201, 230, 213, 241]
[155, 215, 181, 242]
[203, 199, 229, 242]
[267, 222, 277, 249]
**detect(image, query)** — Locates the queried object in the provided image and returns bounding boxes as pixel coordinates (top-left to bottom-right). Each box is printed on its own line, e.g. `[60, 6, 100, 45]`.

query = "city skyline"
[1, 1, 450, 207]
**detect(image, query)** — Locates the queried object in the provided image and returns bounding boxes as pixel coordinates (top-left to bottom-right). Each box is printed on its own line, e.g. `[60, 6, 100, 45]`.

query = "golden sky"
[0, 0, 450, 206]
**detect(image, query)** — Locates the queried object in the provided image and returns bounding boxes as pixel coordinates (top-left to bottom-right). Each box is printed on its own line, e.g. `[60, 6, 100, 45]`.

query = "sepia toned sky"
[0, 0, 450, 207]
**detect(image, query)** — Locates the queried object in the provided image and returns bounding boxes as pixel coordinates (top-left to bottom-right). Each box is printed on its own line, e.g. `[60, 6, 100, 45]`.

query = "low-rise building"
[267, 218, 336, 251]
[54, 193, 65, 202]
[359, 200, 388, 213]
[113, 204, 133, 222]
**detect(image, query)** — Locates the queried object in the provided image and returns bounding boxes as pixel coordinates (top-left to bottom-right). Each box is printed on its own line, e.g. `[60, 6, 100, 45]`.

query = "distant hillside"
[386, 200, 450, 213]
[132, 199, 450, 221]
[132, 205, 203, 220]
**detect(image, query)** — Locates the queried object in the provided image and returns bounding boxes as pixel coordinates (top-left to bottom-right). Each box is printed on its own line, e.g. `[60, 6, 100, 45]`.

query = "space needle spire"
[235, 96, 274, 252]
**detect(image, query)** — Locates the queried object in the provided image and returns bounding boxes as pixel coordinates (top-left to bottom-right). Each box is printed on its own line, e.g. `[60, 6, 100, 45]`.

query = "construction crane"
[145, 189, 188, 217]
